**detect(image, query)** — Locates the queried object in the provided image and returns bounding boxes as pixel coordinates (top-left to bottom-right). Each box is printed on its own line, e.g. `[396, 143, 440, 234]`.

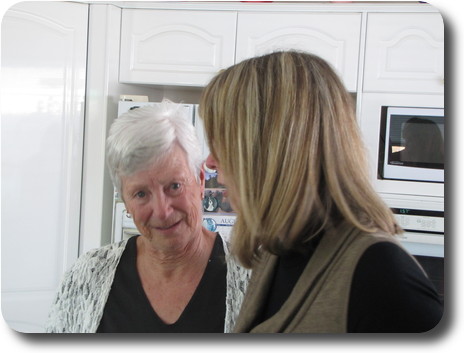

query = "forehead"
[123, 145, 193, 186]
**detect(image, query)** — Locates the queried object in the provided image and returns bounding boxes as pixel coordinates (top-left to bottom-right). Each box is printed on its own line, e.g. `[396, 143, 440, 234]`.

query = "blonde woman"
[200, 51, 443, 333]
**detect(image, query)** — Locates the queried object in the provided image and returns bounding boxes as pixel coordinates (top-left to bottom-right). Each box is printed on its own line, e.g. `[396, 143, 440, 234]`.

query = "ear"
[124, 203, 132, 216]
[199, 165, 206, 198]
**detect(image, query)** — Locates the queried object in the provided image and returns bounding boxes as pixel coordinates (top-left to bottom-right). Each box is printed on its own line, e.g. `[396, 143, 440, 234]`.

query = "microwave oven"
[359, 94, 444, 258]
[378, 106, 444, 183]
[360, 93, 444, 199]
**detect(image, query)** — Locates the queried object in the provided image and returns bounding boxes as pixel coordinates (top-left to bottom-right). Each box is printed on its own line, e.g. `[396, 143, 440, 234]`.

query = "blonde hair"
[199, 51, 400, 268]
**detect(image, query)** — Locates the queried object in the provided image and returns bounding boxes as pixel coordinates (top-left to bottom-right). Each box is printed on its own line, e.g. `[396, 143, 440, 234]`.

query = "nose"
[205, 153, 218, 171]
[152, 194, 172, 221]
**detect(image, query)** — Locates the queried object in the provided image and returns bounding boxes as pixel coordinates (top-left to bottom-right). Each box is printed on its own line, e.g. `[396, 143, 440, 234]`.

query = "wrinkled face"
[122, 145, 204, 251]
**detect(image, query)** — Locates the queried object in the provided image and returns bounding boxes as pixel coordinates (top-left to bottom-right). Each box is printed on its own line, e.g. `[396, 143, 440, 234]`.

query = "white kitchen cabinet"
[235, 12, 362, 92]
[119, 9, 237, 86]
[1, 1, 88, 332]
[363, 12, 444, 94]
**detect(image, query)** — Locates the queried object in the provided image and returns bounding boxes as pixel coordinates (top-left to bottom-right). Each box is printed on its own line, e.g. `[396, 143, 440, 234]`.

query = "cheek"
[127, 203, 150, 225]
[187, 202, 202, 228]
[183, 191, 203, 226]
[126, 205, 152, 238]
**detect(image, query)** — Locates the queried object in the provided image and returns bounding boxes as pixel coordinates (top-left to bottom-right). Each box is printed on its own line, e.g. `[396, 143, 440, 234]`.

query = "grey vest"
[233, 223, 407, 333]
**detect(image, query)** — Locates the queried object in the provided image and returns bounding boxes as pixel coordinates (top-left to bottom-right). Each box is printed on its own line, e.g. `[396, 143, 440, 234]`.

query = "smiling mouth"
[154, 220, 181, 231]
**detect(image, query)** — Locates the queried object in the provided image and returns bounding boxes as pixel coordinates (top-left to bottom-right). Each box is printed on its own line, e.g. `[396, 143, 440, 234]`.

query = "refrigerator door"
[1, 2, 88, 332]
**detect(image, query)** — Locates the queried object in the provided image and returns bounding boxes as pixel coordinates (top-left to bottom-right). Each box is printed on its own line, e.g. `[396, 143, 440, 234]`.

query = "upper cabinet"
[118, 5, 442, 93]
[119, 9, 237, 86]
[363, 13, 444, 94]
[236, 12, 362, 91]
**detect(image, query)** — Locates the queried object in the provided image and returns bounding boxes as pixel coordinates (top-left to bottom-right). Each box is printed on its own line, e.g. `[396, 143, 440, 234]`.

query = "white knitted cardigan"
[45, 234, 251, 333]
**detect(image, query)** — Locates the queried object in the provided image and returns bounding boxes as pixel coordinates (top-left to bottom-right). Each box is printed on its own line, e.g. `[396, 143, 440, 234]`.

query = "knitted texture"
[222, 236, 252, 333]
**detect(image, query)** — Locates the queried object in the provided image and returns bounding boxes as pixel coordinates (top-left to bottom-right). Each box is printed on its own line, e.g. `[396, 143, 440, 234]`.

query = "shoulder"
[353, 240, 430, 288]
[218, 232, 231, 254]
[350, 228, 402, 250]
[218, 232, 250, 277]
[80, 239, 129, 260]
[45, 239, 129, 333]
[72, 240, 128, 274]
[59, 239, 129, 289]
[218, 233, 253, 333]
[349, 241, 443, 332]
[219, 232, 251, 270]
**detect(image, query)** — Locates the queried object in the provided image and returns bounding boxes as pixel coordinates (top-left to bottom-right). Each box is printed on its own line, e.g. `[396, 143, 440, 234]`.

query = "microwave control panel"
[391, 208, 444, 234]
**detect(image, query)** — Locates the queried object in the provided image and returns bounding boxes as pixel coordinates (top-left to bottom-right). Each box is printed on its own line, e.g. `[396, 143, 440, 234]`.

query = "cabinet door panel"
[1, 1, 87, 332]
[363, 13, 444, 93]
[236, 12, 362, 91]
[120, 10, 237, 86]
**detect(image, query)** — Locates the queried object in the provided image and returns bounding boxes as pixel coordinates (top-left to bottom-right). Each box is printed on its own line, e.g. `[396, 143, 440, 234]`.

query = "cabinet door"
[120, 9, 237, 86]
[363, 13, 444, 94]
[236, 12, 362, 91]
[1, 1, 88, 332]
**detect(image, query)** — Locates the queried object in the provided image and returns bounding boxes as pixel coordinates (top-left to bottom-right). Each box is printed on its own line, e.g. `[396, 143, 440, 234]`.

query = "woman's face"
[205, 153, 239, 210]
[122, 145, 204, 251]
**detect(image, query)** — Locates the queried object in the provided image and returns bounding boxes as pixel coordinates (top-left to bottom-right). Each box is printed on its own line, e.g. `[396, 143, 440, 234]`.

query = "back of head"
[106, 99, 202, 194]
[199, 51, 399, 267]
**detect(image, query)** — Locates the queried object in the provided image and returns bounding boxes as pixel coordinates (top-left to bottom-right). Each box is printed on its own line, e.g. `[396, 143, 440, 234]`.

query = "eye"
[167, 182, 183, 195]
[135, 190, 146, 198]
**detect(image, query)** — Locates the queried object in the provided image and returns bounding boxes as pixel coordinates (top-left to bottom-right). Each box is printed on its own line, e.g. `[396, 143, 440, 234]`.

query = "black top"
[97, 234, 226, 333]
[261, 238, 443, 333]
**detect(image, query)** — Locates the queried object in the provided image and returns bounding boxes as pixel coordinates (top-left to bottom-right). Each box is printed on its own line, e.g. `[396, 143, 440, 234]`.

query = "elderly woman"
[200, 51, 443, 333]
[45, 100, 250, 333]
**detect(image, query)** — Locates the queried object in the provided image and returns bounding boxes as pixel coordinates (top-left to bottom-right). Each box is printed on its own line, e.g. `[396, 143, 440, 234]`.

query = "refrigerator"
[1, 2, 89, 332]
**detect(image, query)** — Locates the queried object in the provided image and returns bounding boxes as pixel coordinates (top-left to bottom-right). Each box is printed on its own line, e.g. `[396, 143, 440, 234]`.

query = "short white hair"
[106, 99, 202, 194]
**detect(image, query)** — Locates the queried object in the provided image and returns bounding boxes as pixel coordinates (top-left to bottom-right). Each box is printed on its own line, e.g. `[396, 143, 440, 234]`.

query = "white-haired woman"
[45, 100, 250, 333]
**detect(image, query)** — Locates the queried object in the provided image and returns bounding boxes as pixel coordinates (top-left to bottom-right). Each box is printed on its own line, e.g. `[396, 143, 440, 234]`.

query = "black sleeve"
[348, 242, 443, 333]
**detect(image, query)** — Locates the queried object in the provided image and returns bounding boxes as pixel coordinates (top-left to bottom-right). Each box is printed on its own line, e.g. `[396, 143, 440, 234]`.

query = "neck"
[136, 228, 216, 280]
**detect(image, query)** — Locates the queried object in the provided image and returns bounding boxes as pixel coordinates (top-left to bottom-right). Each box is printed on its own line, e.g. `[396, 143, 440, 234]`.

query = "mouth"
[154, 220, 181, 231]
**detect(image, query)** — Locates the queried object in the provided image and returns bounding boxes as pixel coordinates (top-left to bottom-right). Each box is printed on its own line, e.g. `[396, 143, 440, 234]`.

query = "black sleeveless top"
[97, 234, 226, 333]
